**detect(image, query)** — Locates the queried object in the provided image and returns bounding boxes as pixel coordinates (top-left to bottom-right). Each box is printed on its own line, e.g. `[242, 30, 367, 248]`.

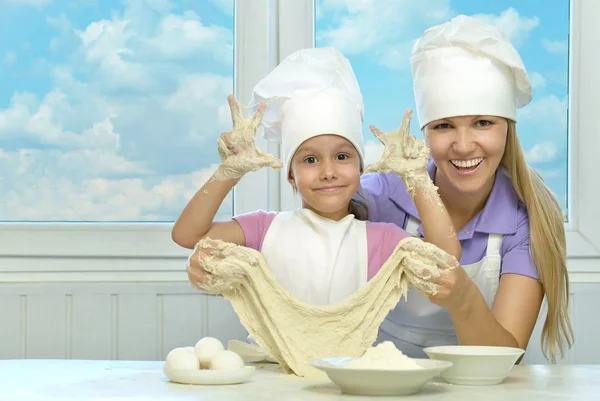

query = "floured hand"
[192, 236, 456, 376]
[186, 241, 212, 291]
[396, 238, 458, 296]
[427, 261, 474, 311]
[187, 238, 232, 293]
[365, 108, 429, 176]
[213, 95, 283, 181]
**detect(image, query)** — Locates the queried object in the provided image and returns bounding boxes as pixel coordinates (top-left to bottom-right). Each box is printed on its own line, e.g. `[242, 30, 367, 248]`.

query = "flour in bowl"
[344, 341, 423, 370]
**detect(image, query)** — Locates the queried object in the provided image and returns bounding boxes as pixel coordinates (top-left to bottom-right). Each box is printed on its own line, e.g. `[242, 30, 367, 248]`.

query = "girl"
[173, 47, 461, 306]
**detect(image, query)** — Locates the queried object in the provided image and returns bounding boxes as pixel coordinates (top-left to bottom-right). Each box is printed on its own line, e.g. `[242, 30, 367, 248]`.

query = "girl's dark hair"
[348, 186, 369, 220]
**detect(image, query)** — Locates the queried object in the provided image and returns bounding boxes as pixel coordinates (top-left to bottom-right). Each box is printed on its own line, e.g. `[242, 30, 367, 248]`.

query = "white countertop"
[0, 359, 598, 400]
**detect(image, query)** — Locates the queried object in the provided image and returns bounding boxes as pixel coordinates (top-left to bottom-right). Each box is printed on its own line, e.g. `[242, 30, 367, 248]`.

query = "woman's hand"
[428, 266, 475, 312]
[213, 95, 283, 181]
[397, 238, 471, 311]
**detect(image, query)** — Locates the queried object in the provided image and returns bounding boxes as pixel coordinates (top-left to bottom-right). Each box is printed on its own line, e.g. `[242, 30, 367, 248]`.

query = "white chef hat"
[411, 14, 532, 129]
[248, 47, 365, 178]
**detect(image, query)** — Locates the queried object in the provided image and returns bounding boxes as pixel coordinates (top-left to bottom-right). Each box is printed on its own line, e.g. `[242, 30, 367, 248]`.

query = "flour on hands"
[365, 108, 438, 200]
[191, 237, 455, 377]
[213, 95, 283, 181]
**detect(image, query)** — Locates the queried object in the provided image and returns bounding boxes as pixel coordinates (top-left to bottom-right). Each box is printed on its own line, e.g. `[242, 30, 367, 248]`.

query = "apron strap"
[407, 216, 504, 259]
[486, 234, 503, 257]
[405, 216, 420, 237]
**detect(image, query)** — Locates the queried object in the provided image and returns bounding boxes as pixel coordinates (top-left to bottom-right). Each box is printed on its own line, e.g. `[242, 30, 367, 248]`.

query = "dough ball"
[165, 347, 200, 370]
[194, 337, 224, 368]
[183, 346, 195, 354]
[209, 350, 245, 371]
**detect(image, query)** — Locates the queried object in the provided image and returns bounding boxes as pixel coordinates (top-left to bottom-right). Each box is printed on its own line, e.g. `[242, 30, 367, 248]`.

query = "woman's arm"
[446, 273, 543, 352]
[365, 109, 461, 261]
[409, 173, 462, 261]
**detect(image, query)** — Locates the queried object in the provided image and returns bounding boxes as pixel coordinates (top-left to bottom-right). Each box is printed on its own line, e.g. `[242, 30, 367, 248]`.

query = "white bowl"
[423, 345, 524, 386]
[227, 340, 278, 363]
[163, 365, 255, 385]
[310, 357, 453, 396]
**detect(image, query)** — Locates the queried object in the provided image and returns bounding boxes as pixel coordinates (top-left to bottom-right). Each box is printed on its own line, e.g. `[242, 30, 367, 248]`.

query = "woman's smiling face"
[424, 115, 508, 196]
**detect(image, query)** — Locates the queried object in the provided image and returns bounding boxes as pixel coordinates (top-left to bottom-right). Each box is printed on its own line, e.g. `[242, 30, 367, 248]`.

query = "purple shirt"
[360, 160, 540, 281]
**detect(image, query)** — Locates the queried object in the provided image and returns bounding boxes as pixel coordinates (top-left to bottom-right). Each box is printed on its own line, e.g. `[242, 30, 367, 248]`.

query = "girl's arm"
[171, 95, 282, 249]
[172, 177, 245, 249]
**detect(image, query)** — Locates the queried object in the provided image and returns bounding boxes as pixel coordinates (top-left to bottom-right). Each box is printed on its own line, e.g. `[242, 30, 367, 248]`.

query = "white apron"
[259, 208, 369, 305]
[377, 216, 503, 357]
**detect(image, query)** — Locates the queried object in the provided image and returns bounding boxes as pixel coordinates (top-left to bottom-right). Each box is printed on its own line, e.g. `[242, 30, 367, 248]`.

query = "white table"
[0, 359, 598, 400]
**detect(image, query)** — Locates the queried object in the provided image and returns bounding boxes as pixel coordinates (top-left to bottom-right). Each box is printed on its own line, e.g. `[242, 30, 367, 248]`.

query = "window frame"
[277, 0, 600, 279]
[0, 0, 278, 260]
[2, 0, 598, 283]
[563, 0, 600, 265]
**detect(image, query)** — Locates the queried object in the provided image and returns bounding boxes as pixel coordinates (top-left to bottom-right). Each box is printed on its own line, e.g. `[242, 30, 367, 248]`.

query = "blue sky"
[0, 0, 568, 221]
[316, 0, 569, 214]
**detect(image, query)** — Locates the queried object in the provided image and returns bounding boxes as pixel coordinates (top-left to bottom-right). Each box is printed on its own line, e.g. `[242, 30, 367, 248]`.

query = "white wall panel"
[0, 274, 598, 364]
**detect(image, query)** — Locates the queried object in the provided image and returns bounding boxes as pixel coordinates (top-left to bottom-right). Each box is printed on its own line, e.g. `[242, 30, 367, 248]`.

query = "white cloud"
[525, 142, 558, 164]
[0, 161, 231, 221]
[517, 95, 568, 136]
[5, 0, 52, 7]
[532, 168, 562, 180]
[316, 0, 454, 68]
[0, 1, 235, 221]
[317, 3, 539, 70]
[209, 0, 233, 16]
[518, 94, 567, 190]
[529, 71, 546, 89]
[146, 0, 175, 15]
[74, 19, 156, 89]
[3, 51, 16, 65]
[541, 39, 568, 55]
[364, 140, 384, 167]
[166, 73, 234, 139]
[377, 40, 416, 71]
[147, 12, 233, 64]
[471, 8, 539, 48]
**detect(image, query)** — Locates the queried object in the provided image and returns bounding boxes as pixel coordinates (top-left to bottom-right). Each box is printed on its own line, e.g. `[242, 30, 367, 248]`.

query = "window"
[0, 0, 235, 223]
[315, 0, 569, 217]
[278, 0, 600, 267]
[0, 0, 273, 258]
[2, 0, 599, 267]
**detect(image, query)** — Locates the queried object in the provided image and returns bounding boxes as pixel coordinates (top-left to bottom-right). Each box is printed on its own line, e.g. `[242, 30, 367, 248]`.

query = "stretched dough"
[194, 237, 455, 377]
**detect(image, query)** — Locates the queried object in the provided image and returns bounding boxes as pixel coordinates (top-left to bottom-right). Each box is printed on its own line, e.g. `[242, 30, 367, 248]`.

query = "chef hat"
[248, 47, 365, 178]
[411, 14, 532, 129]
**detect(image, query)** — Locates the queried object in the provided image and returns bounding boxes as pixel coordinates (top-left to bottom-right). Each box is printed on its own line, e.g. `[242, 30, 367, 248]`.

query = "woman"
[363, 15, 573, 362]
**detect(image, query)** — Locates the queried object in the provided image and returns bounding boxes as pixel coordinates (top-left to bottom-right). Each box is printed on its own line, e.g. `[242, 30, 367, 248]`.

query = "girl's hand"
[186, 242, 212, 291]
[365, 108, 430, 178]
[213, 95, 283, 181]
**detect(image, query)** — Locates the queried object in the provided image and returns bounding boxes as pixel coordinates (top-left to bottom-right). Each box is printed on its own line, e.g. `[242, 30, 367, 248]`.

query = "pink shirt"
[233, 210, 410, 280]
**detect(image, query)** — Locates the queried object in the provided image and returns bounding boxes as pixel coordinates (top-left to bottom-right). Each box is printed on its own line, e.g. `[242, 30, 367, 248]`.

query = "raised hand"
[213, 95, 283, 181]
[364, 108, 430, 178]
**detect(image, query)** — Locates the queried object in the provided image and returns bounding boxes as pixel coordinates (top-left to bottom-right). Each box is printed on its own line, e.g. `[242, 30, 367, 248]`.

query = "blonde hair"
[502, 121, 574, 362]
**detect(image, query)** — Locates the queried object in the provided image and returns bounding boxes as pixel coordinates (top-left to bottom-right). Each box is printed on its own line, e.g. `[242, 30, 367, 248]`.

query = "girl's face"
[424, 115, 508, 197]
[288, 134, 361, 221]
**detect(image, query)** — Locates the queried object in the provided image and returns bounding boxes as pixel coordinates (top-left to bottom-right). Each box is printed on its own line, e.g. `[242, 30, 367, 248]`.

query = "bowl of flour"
[310, 342, 453, 396]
